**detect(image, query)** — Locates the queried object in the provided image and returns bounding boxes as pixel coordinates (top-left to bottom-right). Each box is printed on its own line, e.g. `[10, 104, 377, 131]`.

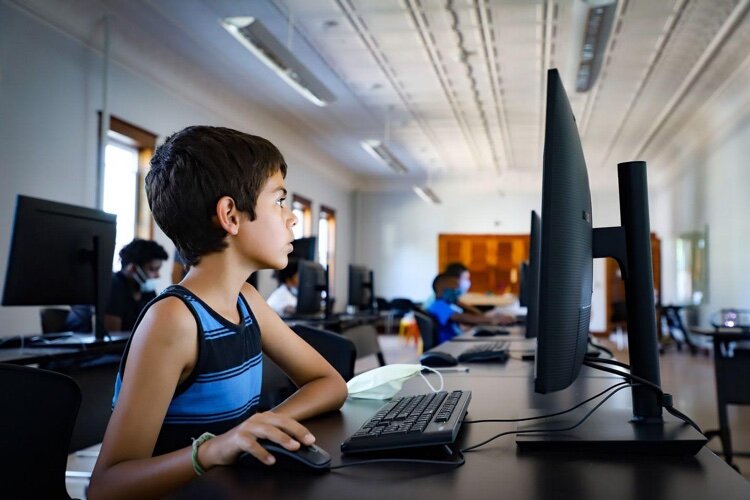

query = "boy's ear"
[215, 196, 241, 236]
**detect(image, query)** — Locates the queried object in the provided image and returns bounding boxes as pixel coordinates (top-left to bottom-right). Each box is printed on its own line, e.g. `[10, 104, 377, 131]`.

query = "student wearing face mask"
[427, 273, 508, 344]
[105, 238, 168, 332]
[266, 257, 299, 317]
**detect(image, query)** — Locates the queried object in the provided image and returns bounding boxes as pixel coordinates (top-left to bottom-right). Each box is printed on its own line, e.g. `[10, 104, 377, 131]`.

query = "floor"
[65, 332, 749, 497]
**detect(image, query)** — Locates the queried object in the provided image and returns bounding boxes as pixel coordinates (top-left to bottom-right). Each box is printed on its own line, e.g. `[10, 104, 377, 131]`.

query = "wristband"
[191, 432, 215, 476]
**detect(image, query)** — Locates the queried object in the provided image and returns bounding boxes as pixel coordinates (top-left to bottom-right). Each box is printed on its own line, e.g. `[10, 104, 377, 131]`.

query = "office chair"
[0, 363, 81, 499]
[40, 307, 71, 334]
[413, 310, 439, 352]
[341, 324, 386, 367]
[292, 324, 357, 381]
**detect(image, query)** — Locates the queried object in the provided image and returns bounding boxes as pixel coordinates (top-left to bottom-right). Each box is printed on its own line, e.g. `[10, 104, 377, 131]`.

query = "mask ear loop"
[418, 366, 444, 393]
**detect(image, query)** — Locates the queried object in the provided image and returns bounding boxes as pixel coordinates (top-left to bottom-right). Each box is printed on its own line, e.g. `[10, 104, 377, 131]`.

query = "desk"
[172, 350, 749, 499]
[460, 292, 516, 307]
[691, 326, 750, 468]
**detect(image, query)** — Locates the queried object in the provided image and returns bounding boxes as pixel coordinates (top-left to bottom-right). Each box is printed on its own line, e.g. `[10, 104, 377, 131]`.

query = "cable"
[330, 447, 464, 469]
[460, 384, 637, 452]
[583, 355, 630, 370]
[582, 359, 703, 434]
[463, 381, 630, 424]
[587, 337, 614, 358]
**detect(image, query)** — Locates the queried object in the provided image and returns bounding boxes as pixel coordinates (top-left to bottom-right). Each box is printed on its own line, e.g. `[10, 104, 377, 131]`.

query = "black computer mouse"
[419, 351, 459, 367]
[240, 439, 332, 471]
[473, 328, 510, 337]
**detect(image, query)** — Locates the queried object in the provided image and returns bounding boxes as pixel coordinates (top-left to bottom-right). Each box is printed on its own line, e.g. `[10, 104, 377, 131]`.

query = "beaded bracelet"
[191, 432, 215, 476]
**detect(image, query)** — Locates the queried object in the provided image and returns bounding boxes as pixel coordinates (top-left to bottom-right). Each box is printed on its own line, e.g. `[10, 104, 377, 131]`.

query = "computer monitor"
[2, 195, 116, 340]
[291, 237, 317, 262]
[347, 264, 374, 311]
[296, 259, 327, 316]
[523, 211, 541, 339]
[516, 69, 704, 454]
[517, 262, 529, 307]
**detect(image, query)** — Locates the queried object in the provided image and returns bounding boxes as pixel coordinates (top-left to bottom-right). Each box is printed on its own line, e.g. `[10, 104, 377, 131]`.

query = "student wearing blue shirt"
[89, 126, 348, 499]
[427, 273, 507, 344]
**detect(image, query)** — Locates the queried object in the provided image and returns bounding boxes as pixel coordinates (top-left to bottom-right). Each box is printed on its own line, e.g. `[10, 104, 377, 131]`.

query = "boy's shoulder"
[138, 295, 197, 339]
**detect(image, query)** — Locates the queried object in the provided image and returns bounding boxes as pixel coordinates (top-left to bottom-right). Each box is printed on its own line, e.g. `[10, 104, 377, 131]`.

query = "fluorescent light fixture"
[222, 17, 336, 107]
[413, 186, 441, 204]
[575, 2, 617, 92]
[361, 140, 409, 174]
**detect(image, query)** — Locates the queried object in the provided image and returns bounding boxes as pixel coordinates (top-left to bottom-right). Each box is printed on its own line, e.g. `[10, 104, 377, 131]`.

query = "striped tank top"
[112, 285, 263, 456]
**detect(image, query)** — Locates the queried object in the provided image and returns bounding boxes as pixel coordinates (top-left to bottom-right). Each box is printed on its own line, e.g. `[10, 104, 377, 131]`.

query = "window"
[291, 194, 312, 239]
[99, 116, 157, 270]
[318, 205, 336, 292]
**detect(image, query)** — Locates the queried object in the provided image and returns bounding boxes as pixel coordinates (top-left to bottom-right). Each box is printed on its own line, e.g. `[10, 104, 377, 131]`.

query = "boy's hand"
[199, 411, 315, 469]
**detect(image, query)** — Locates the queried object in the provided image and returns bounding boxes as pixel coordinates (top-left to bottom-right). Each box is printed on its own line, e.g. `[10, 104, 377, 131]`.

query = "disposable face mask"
[459, 278, 471, 295]
[346, 364, 444, 400]
[442, 288, 462, 304]
[288, 286, 298, 297]
[133, 266, 157, 293]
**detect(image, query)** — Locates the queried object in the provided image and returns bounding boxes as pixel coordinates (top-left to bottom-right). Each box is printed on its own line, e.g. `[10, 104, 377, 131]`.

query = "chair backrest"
[0, 363, 81, 499]
[413, 310, 439, 351]
[389, 298, 416, 314]
[40, 307, 71, 334]
[292, 324, 357, 381]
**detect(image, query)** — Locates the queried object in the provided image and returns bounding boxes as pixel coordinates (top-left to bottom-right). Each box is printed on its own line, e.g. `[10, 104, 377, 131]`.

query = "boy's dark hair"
[146, 126, 287, 265]
[273, 258, 299, 285]
[432, 273, 459, 294]
[119, 239, 168, 267]
[444, 262, 469, 276]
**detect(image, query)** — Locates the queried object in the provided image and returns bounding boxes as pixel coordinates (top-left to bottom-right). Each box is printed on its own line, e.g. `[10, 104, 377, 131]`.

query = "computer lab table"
[171, 367, 750, 500]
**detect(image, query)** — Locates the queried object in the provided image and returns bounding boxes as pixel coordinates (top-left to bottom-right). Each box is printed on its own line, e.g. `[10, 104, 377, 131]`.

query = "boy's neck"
[180, 252, 257, 315]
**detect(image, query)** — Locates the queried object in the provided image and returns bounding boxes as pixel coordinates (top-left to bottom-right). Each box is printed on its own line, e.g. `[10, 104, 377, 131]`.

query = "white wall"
[0, 2, 355, 336]
[652, 115, 750, 324]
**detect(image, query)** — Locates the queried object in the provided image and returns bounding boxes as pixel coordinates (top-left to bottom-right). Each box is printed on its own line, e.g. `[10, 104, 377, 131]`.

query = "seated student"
[105, 239, 168, 332]
[427, 273, 508, 344]
[266, 257, 299, 316]
[89, 126, 347, 499]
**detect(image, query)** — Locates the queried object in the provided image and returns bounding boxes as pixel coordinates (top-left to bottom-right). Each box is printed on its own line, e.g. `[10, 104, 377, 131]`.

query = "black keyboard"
[340, 390, 471, 454]
[457, 342, 509, 363]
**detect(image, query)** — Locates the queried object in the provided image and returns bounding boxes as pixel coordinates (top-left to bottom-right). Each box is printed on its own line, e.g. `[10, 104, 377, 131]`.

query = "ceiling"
[18, 0, 750, 195]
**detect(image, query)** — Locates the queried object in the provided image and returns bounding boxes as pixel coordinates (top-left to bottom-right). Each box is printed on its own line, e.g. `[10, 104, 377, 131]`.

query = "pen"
[433, 367, 470, 373]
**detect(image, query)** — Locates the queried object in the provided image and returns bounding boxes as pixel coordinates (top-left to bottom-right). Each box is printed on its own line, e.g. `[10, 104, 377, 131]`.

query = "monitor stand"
[516, 408, 706, 455]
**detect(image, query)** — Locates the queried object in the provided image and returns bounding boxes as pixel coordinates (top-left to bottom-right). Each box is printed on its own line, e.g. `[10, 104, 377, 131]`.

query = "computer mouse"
[419, 351, 459, 367]
[240, 439, 331, 471]
[473, 328, 510, 337]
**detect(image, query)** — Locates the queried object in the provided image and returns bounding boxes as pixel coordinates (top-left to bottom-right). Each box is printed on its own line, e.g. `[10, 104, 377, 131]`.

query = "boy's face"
[238, 170, 297, 270]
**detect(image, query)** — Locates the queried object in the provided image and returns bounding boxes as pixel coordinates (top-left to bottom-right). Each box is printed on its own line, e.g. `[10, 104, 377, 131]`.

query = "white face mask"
[346, 364, 444, 400]
[459, 278, 471, 294]
[133, 265, 157, 293]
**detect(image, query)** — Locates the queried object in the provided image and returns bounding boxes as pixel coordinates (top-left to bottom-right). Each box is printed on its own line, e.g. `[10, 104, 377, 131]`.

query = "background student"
[266, 257, 299, 316]
[105, 238, 168, 332]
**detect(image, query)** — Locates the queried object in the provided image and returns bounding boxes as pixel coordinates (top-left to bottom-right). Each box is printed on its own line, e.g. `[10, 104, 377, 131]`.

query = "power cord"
[583, 355, 630, 370]
[463, 381, 630, 424]
[582, 359, 703, 434]
[460, 383, 637, 452]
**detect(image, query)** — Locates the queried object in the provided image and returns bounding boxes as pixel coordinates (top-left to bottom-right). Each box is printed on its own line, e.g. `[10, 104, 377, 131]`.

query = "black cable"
[463, 381, 629, 424]
[587, 337, 614, 358]
[460, 384, 637, 452]
[583, 355, 630, 370]
[582, 359, 704, 434]
[330, 448, 464, 469]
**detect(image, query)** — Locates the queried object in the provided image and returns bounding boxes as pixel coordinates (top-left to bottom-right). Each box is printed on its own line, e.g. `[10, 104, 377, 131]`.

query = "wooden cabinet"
[438, 234, 529, 295]
[603, 233, 662, 337]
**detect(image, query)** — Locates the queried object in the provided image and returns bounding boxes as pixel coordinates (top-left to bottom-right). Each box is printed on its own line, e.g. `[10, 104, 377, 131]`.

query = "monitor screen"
[296, 259, 327, 315]
[2, 195, 116, 338]
[291, 237, 317, 262]
[534, 69, 593, 394]
[518, 69, 705, 454]
[347, 264, 373, 311]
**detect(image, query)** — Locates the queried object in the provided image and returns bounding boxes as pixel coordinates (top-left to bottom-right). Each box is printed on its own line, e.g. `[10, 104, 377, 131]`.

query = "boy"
[427, 273, 506, 344]
[89, 126, 348, 499]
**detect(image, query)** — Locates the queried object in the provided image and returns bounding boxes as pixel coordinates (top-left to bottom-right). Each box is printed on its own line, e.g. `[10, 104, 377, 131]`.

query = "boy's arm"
[89, 296, 313, 500]
[450, 311, 504, 326]
[243, 283, 348, 421]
